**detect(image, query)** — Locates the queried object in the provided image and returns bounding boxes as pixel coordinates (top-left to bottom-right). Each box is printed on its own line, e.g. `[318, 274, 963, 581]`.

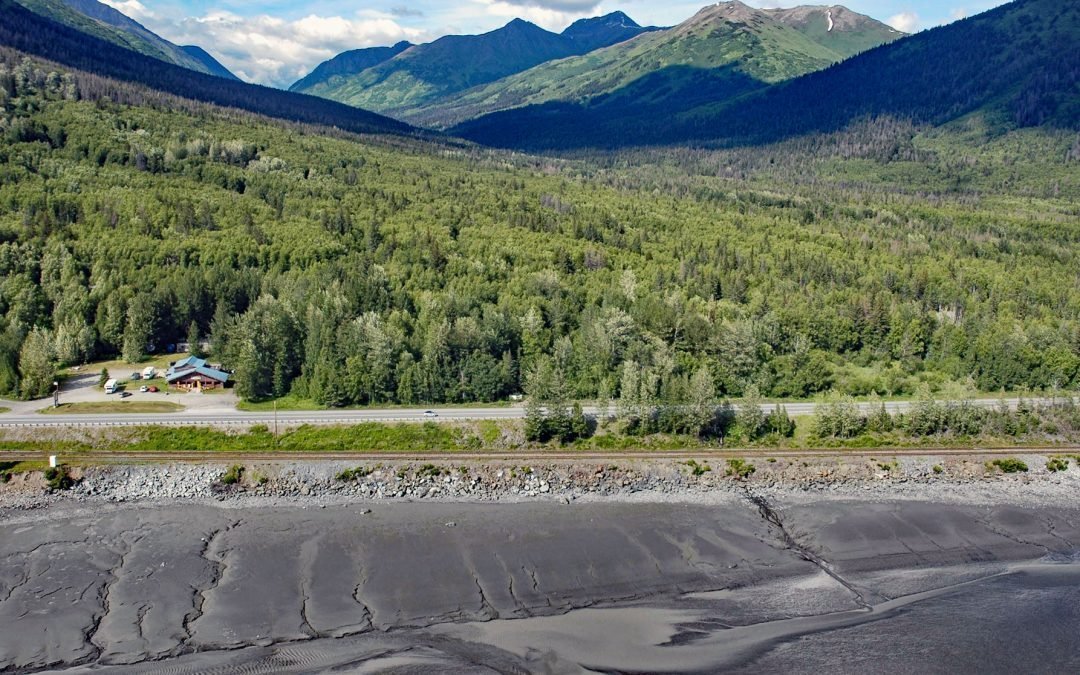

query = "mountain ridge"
[291, 13, 654, 118]
[765, 4, 904, 55]
[413, 1, 894, 129]
[288, 41, 413, 93]
[180, 45, 240, 82]
[14, 0, 239, 79]
[0, 0, 415, 137]
[452, 0, 1079, 150]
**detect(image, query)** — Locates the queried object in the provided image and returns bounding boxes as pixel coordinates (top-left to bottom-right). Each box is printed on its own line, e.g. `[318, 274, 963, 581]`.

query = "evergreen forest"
[1, 49, 1079, 410]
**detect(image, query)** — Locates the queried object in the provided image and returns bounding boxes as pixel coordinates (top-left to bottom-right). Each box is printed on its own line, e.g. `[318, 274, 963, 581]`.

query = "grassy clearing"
[40, 401, 186, 414]
[62, 355, 191, 392]
[0, 407, 9, 414]
[62, 354, 193, 379]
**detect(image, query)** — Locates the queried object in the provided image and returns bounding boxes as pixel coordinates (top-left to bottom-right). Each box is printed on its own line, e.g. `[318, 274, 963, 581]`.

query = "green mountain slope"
[179, 45, 240, 81]
[295, 14, 652, 119]
[14, 0, 238, 79]
[297, 19, 577, 115]
[764, 5, 904, 55]
[420, 1, 872, 129]
[455, 0, 1079, 150]
[288, 41, 412, 93]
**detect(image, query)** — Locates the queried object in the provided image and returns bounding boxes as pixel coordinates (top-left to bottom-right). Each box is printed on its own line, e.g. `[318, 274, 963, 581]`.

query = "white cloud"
[99, 0, 155, 21]
[508, 0, 600, 9]
[469, 0, 600, 31]
[144, 11, 424, 87]
[886, 11, 921, 33]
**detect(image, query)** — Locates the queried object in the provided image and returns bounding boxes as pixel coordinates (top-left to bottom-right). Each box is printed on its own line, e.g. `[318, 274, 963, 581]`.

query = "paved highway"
[0, 398, 1069, 429]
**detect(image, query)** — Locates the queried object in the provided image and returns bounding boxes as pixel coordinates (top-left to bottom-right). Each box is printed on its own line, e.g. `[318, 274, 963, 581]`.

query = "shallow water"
[735, 565, 1080, 675]
[435, 561, 1080, 674]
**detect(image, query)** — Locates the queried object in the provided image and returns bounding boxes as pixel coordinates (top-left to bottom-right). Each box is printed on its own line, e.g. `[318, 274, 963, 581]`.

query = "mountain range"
[453, 0, 1079, 149]
[408, 2, 901, 129]
[13, 0, 238, 80]
[290, 12, 658, 119]
[2, 0, 1076, 152]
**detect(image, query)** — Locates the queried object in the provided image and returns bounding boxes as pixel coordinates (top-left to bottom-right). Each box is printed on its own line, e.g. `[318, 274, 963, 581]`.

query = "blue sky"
[100, 0, 1011, 87]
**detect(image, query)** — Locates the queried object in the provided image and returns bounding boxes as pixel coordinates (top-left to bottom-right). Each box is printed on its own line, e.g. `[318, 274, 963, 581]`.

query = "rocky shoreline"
[2, 451, 1077, 511]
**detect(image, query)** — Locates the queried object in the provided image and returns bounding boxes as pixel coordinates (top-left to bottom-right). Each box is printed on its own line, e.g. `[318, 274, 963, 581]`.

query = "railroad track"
[2, 447, 1075, 464]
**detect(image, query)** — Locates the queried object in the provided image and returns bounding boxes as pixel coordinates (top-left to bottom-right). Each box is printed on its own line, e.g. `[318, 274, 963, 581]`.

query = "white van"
[104, 379, 118, 394]
[142, 366, 157, 379]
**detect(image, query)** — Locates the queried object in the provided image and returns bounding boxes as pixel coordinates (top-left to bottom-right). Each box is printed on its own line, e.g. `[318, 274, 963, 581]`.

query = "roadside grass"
[0, 439, 90, 452]
[0, 407, 9, 414]
[477, 420, 501, 445]
[40, 401, 186, 415]
[236, 395, 326, 412]
[582, 432, 704, 452]
[118, 422, 469, 453]
[791, 416, 814, 445]
[198, 387, 233, 396]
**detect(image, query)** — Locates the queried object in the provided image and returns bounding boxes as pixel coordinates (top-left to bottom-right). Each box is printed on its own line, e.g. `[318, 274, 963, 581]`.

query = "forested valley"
[1, 49, 1079, 412]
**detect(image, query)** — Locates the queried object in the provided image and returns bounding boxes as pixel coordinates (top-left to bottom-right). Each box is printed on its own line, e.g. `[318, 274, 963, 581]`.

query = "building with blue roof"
[166, 356, 231, 391]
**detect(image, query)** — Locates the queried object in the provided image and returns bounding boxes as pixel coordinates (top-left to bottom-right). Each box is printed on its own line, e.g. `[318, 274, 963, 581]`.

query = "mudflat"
[1, 496, 1079, 673]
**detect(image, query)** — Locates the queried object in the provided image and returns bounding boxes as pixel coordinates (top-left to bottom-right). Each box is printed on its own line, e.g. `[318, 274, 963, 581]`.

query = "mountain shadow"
[451, 64, 768, 150]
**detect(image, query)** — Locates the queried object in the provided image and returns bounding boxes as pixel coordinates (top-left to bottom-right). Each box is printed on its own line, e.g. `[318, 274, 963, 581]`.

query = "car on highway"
[423, 410, 438, 418]
[120, 391, 132, 398]
[148, 386, 159, 393]
[139, 385, 149, 393]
